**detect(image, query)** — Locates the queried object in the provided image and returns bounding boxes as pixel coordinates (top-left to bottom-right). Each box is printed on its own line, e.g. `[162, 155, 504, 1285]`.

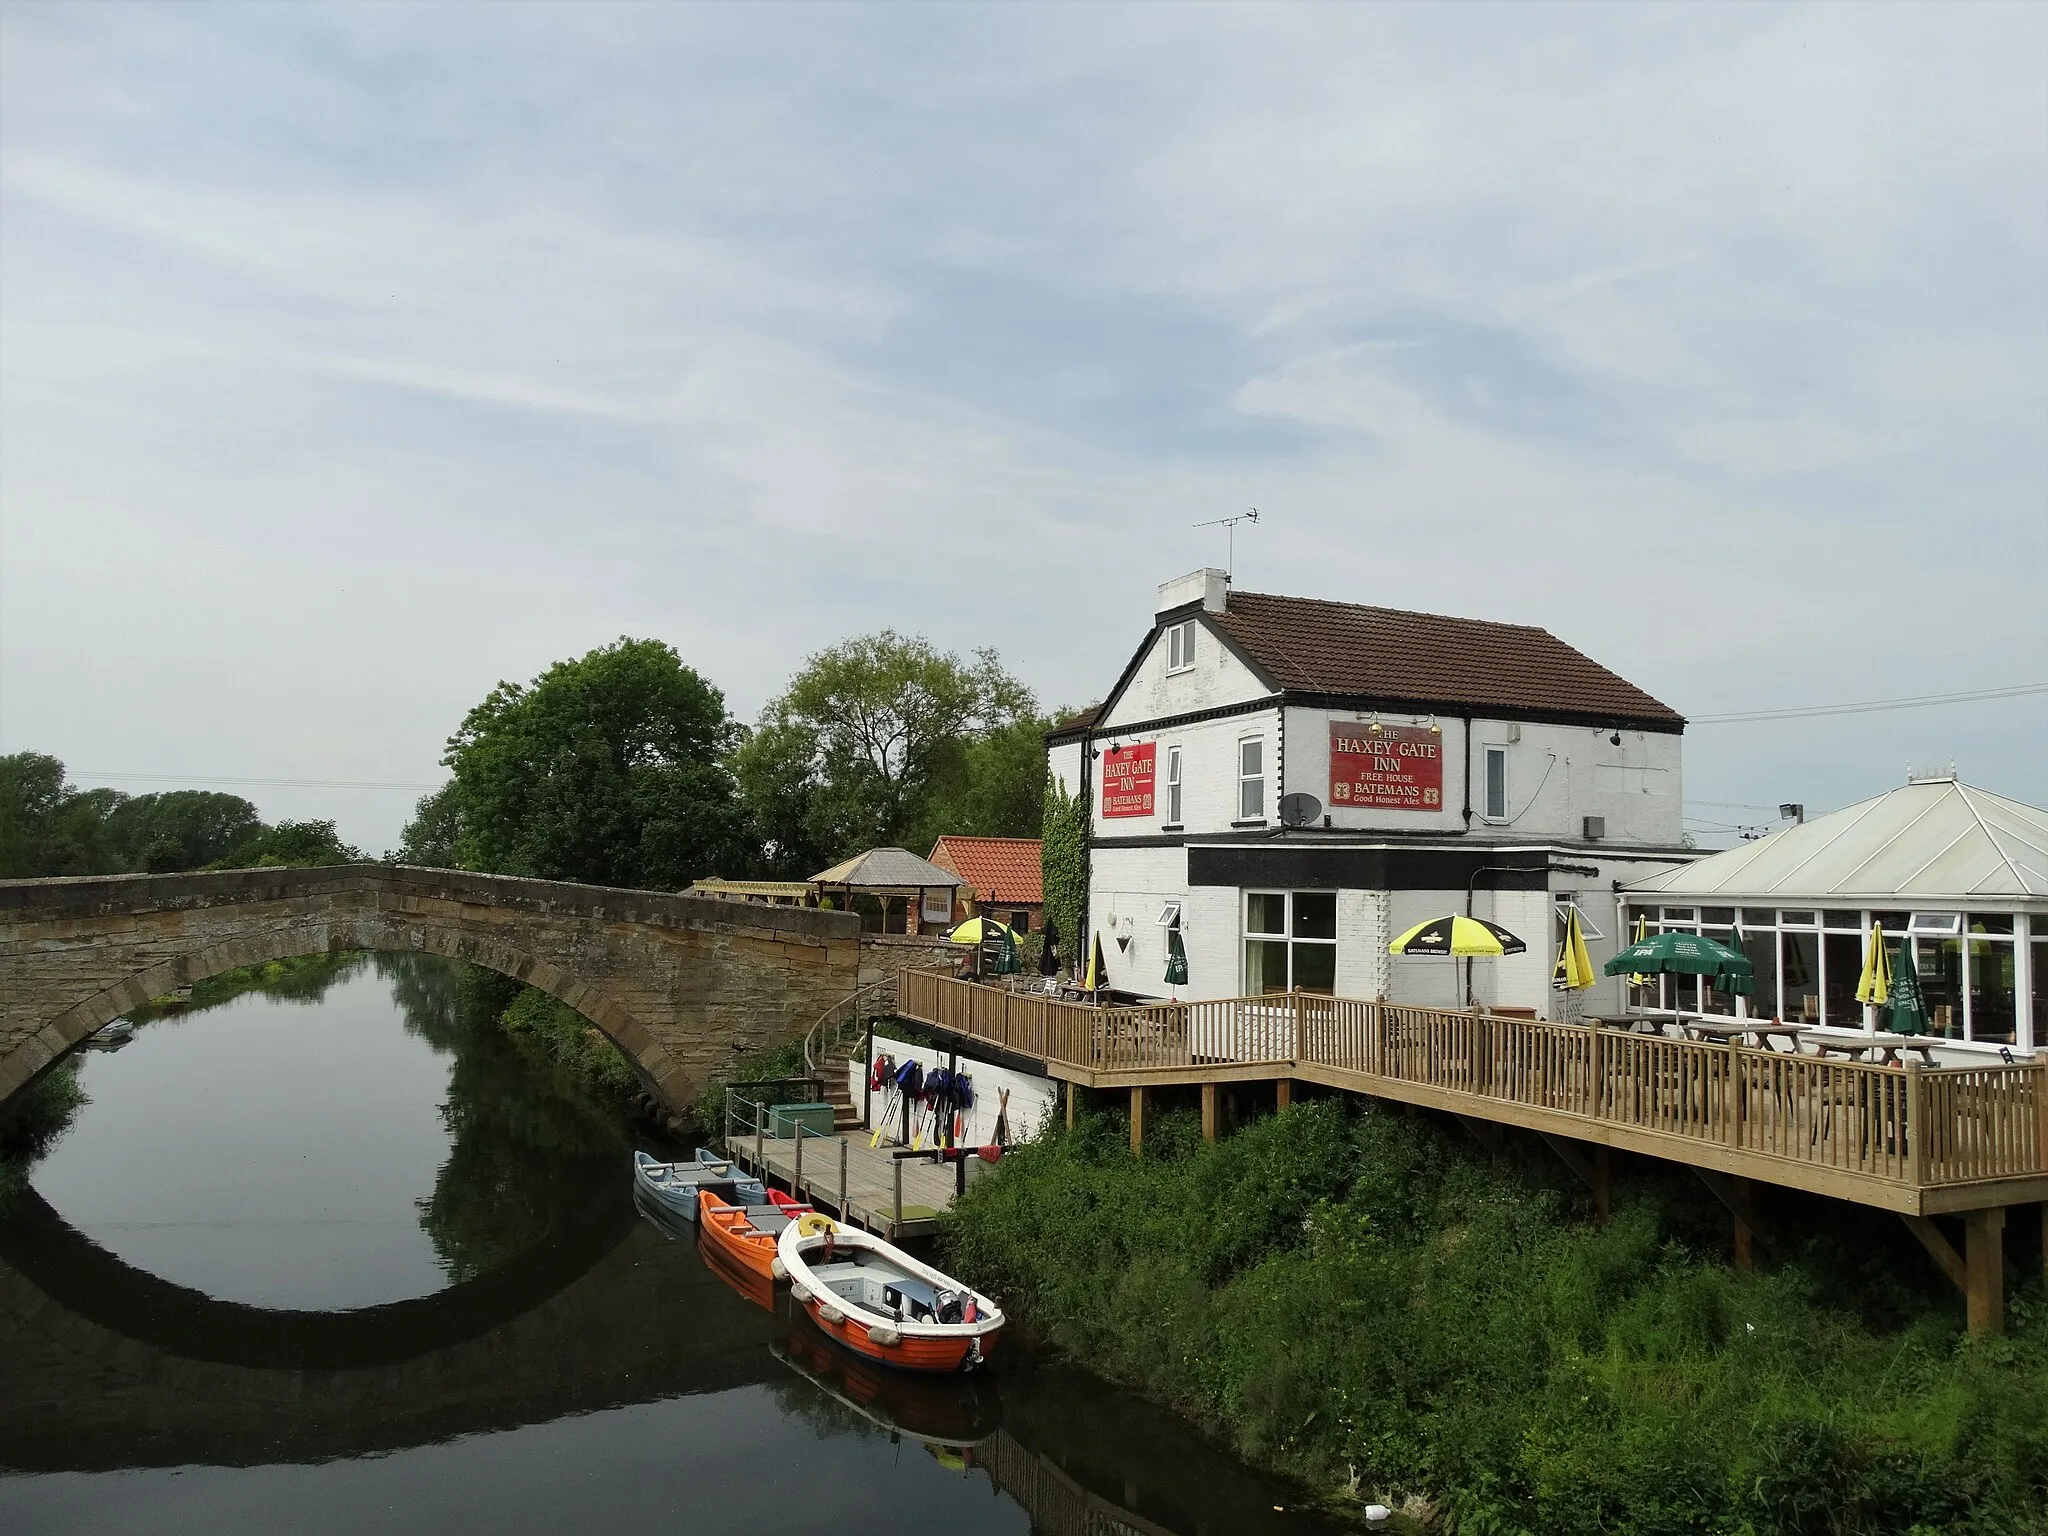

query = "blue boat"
[632, 1149, 765, 1221]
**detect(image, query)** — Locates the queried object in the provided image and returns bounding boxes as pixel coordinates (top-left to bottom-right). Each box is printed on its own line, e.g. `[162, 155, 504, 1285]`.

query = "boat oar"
[868, 1085, 899, 1149]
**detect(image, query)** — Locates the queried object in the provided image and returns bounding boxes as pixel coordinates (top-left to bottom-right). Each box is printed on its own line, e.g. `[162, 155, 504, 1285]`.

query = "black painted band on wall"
[1188, 845, 1550, 891]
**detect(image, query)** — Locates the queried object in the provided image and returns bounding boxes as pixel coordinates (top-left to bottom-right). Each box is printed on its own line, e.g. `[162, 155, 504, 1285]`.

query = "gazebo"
[809, 848, 967, 937]
[1620, 772, 2047, 1055]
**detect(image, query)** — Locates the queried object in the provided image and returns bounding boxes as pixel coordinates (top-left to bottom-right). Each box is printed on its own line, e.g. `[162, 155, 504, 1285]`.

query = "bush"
[942, 1100, 2048, 1535]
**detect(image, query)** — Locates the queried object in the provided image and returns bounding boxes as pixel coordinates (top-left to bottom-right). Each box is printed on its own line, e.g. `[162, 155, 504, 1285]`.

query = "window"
[1907, 912, 1961, 936]
[1165, 620, 1196, 674]
[1165, 746, 1183, 825]
[1553, 899, 1606, 940]
[1484, 747, 1507, 819]
[1243, 891, 1337, 994]
[1009, 909, 1032, 933]
[1156, 901, 1182, 927]
[1238, 738, 1265, 821]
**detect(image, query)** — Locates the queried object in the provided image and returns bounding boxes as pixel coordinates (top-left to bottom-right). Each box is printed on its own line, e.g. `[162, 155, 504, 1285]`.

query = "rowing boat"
[778, 1218, 1003, 1373]
[632, 1149, 764, 1220]
[697, 1187, 808, 1281]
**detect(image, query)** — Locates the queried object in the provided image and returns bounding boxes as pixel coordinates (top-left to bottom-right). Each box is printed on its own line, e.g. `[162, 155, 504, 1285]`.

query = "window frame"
[1483, 746, 1508, 820]
[1165, 744, 1183, 826]
[1237, 736, 1265, 822]
[1165, 620, 1196, 675]
[1241, 889, 1338, 994]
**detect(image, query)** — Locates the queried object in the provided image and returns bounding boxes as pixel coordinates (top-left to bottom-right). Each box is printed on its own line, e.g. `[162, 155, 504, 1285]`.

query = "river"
[0, 953, 1344, 1535]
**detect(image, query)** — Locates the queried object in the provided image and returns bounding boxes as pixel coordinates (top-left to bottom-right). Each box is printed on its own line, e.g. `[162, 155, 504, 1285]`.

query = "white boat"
[777, 1217, 1004, 1373]
[631, 1149, 764, 1220]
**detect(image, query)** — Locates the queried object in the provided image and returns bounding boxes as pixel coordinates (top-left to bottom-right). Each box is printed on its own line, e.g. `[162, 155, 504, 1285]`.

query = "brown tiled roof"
[1044, 705, 1102, 740]
[1211, 591, 1683, 727]
[927, 836, 1043, 906]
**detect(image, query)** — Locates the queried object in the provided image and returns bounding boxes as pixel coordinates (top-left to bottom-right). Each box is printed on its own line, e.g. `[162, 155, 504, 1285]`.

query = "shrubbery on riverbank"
[943, 1098, 2047, 1535]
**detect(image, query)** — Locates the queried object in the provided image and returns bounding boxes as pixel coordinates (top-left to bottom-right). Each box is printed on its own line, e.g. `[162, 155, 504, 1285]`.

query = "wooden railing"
[897, 973, 2048, 1193]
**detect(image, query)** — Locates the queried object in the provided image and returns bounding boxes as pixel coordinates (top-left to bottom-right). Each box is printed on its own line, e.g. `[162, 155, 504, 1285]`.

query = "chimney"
[1155, 568, 1230, 621]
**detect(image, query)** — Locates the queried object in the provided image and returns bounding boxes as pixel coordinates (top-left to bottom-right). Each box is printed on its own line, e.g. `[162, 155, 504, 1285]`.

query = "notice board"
[1329, 722, 1444, 811]
[1099, 743, 1157, 819]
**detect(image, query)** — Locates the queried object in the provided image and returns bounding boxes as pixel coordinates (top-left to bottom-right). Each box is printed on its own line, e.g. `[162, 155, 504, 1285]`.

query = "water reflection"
[1, 953, 1342, 1534]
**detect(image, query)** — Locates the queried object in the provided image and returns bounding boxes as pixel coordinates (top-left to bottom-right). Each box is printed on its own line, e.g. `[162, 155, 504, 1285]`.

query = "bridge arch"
[0, 864, 863, 1110]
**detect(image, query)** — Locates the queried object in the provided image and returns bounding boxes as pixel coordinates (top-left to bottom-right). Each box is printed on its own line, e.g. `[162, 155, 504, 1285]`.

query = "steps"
[818, 1039, 865, 1131]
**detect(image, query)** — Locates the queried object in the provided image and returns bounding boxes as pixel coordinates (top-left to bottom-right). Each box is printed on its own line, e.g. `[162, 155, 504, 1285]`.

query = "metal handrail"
[803, 977, 895, 1075]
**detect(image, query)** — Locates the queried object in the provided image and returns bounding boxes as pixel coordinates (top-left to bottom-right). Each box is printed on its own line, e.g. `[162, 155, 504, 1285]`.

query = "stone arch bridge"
[0, 864, 862, 1110]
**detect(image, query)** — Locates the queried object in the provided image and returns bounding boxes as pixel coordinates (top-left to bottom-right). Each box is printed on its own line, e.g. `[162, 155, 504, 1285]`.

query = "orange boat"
[778, 1217, 1003, 1373]
[697, 1188, 806, 1281]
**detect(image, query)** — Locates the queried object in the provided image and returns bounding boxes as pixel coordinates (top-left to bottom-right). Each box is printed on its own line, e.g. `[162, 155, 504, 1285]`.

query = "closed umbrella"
[1854, 921, 1891, 1042]
[1722, 917, 1756, 1009]
[1039, 919, 1061, 978]
[1083, 932, 1107, 993]
[990, 924, 1022, 976]
[1626, 915, 1651, 987]
[1164, 917, 1189, 989]
[1886, 940, 1931, 1036]
[1555, 907, 1596, 990]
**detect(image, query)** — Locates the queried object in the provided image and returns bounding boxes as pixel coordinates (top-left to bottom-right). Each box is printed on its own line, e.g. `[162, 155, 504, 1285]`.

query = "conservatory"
[1619, 772, 2047, 1055]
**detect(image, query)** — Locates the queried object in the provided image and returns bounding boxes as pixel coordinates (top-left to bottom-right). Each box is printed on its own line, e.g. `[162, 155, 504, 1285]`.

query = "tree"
[216, 819, 361, 869]
[104, 791, 264, 872]
[738, 632, 1037, 863]
[0, 754, 120, 877]
[394, 783, 464, 868]
[428, 637, 746, 890]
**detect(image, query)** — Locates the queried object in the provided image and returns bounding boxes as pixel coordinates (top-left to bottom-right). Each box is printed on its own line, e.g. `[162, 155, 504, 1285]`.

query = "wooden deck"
[900, 969, 2048, 1216]
[725, 1128, 979, 1241]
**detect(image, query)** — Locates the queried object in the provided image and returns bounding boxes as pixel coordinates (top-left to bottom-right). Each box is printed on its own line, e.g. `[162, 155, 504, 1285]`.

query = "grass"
[941, 1097, 2048, 1535]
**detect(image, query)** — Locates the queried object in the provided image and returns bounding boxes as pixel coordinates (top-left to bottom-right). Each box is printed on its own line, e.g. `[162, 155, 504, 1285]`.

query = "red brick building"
[927, 836, 1043, 933]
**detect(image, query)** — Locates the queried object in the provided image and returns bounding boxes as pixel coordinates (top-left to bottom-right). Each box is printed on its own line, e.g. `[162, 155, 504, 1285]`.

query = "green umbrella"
[1886, 941, 1931, 1036]
[1603, 929, 1754, 987]
[1164, 921, 1189, 987]
[1722, 919, 1756, 997]
[990, 925, 1022, 976]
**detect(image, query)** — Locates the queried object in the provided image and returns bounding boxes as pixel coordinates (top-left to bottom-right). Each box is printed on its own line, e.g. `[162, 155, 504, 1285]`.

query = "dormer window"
[1165, 620, 1196, 674]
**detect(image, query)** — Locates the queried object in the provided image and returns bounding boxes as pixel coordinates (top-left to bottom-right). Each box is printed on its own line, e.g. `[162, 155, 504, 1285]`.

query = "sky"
[2, 1, 2043, 857]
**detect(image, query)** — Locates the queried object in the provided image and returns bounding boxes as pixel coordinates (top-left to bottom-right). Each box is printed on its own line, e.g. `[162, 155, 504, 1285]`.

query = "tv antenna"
[1192, 507, 1260, 582]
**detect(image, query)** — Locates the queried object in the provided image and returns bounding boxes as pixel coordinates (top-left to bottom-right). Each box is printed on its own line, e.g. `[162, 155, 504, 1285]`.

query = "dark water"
[0, 955, 1341, 1535]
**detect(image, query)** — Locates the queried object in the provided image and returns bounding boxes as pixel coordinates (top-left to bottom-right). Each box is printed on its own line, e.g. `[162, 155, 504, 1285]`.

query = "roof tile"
[927, 836, 1043, 905]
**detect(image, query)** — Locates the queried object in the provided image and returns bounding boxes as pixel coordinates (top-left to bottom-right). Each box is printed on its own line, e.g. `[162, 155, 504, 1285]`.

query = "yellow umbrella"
[948, 916, 1020, 945]
[1555, 906, 1596, 990]
[1626, 914, 1650, 987]
[1082, 932, 1107, 991]
[1854, 922, 1891, 1007]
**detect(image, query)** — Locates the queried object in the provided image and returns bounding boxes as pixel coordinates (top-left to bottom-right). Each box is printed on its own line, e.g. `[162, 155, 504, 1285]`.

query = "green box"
[766, 1102, 835, 1139]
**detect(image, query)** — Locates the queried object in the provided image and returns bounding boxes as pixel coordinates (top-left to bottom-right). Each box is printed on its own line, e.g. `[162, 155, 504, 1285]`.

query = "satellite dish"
[1278, 792, 1322, 828]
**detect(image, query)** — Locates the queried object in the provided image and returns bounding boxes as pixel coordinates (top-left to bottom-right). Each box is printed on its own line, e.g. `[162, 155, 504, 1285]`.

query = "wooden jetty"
[900, 971, 2048, 1334]
[726, 1127, 979, 1241]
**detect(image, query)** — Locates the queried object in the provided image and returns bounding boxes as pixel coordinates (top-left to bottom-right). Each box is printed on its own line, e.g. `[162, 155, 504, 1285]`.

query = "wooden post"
[1965, 1205, 2006, 1337]
[1905, 1064, 1928, 1187]
[1130, 1086, 1146, 1155]
[793, 1122, 804, 1195]
[1201, 1082, 1219, 1142]
[1587, 1025, 1603, 1119]
[1731, 1175, 1752, 1272]
[755, 1099, 765, 1172]
[1066, 1083, 1077, 1131]
[1276, 1078, 1293, 1112]
[1292, 989, 1306, 1062]
[893, 1155, 903, 1234]
[839, 1135, 849, 1218]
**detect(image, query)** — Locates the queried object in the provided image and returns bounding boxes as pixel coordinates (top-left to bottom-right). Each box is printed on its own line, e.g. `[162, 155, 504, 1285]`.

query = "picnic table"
[1809, 1034, 1944, 1067]
[1682, 1019, 1812, 1052]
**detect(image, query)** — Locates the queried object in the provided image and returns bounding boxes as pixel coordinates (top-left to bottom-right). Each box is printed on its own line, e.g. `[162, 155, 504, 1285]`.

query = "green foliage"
[737, 631, 1040, 864]
[1040, 770, 1089, 962]
[424, 636, 746, 889]
[497, 986, 640, 1101]
[1, 751, 352, 876]
[394, 782, 464, 867]
[0, 1061, 90, 1214]
[943, 1102, 2048, 1536]
[690, 1035, 814, 1137]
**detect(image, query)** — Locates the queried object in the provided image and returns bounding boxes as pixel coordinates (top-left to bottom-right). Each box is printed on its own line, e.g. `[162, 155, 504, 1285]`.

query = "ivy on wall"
[1040, 773, 1089, 971]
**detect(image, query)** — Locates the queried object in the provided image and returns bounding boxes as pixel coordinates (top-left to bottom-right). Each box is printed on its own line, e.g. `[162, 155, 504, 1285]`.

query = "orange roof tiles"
[927, 836, 1043, 906]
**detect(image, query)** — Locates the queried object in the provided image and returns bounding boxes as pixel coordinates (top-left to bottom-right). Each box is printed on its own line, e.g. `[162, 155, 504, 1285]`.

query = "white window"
[1238, 738, 1265, 821]
[1906, 912, 1961, 935]
[1165, 620, 1196, 674]
[1243, 891, 1337, 995]
[1553, 900, 1606, 940]
[1156, 901, 1182, 927]
[1165, 746, 1183, 824]
[1484, 747, 1508, 819]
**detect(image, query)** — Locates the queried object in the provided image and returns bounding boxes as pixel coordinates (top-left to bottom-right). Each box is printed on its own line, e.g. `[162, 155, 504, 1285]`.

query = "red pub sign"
[1099, 742, 1157, 819]
[1329, 721, 1443, 811]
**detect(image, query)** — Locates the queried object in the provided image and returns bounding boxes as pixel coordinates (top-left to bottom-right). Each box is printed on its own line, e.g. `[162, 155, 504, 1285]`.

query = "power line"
[73, 771, 443, 792]
[1691, 682, 2046, 725]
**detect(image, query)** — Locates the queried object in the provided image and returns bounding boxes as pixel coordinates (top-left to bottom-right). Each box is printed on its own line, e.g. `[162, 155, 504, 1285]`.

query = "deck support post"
[1965, 1206, 2006, 1337]
[1066, 1083, 1077, 1131]
[1275, 1078, 1292, 1111]
[1695, 1169, 1770, 1262]
[1201, 1083, 1219, 1142]
[1454, 1113, 1505, 1159]
[1901, 1214, 1965, 1291]
[1130, 1087, 1147, 1155]
[1538, 1133, 1608, 1226]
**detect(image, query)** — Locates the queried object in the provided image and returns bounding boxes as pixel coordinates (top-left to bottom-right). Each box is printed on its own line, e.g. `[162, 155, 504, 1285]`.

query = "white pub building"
[1047, 570, 1695, 1018]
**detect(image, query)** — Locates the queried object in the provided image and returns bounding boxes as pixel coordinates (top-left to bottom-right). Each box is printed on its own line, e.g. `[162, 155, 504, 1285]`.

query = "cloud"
[1, 1, 2042, 853]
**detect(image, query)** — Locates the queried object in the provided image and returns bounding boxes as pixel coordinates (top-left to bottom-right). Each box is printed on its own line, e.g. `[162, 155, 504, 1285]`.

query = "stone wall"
[0, 864, 862, 1111]
[855, 933, 960, 1014]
